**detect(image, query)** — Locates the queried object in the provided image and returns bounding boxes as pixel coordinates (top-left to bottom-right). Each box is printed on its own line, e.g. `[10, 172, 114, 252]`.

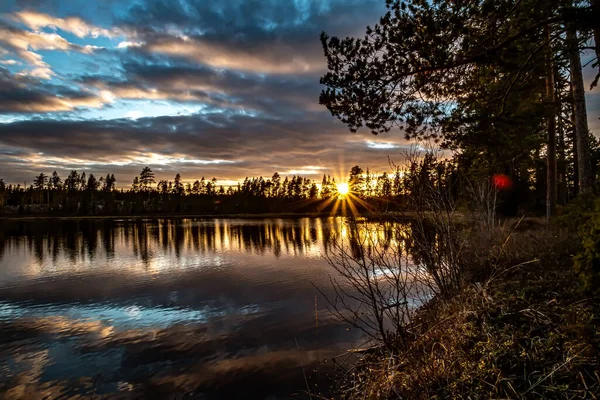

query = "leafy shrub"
[573, 198, 600, 293]
[557, 192, 597, 231]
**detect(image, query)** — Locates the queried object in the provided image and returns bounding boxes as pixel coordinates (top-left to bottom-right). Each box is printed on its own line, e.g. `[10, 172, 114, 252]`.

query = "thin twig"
[295, 337, 313, 400]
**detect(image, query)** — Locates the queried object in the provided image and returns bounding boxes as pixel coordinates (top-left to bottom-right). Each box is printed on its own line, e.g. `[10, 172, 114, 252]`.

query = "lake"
[0, 217, 403, 399]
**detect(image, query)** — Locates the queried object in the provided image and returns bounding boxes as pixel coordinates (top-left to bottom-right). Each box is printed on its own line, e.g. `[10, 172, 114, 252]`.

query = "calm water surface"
[0, 217, 401, 399]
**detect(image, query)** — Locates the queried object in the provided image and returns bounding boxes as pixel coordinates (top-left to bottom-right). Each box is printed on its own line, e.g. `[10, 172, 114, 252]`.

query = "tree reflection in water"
[0, 217, 410, 399]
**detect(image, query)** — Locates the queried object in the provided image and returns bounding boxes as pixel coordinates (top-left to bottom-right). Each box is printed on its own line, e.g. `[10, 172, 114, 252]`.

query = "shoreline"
[0, 212, 546, 224]
[0, 211, 411, 222]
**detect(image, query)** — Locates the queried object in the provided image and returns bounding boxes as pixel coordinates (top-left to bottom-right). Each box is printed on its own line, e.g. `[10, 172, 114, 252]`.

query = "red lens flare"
[492, 174, 512, 190]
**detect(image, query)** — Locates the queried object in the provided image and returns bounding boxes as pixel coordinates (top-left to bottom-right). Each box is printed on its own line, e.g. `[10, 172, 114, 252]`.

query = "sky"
[0, 0, 598, 187]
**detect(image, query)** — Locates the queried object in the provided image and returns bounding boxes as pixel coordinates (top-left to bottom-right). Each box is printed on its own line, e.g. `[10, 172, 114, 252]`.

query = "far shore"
[0, 211, 418, 222]
[0, 212, 549, 227]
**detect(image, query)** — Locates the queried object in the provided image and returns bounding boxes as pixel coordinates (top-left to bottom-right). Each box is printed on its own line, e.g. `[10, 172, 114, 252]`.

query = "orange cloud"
[12, 10, 117, 38]
[147, 37, 322, 75]
[0, 25, 104, 79]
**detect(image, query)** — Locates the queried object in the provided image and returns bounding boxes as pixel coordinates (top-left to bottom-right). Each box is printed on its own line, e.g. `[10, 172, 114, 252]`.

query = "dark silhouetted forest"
[0, 166, 403, 216]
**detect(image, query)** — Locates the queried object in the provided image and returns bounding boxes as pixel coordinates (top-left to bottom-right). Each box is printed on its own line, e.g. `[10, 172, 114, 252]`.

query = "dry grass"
[334, 224, 600, 399]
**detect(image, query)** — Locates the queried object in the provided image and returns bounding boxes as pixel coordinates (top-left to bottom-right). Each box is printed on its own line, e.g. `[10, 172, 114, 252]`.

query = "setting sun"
[337, 182, 349, 196]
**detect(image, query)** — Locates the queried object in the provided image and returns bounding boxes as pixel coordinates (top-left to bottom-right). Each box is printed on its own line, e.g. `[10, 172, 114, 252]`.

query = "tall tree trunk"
[570, 104, 580, 196]
[566, 26, 594, 193]
[557, 109, 567, 204]
[545, 25, 557, 219]
[534, 148, 544, 209]
[591, 0, 600, 89]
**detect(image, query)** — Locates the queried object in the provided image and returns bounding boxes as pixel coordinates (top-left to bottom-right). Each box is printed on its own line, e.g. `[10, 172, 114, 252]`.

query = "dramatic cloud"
[0, 0, 597, 186]
[0, 109, 412, 185]
[0, 20, 105, 78]
[142, 35, 322, 75]
[0, 67, 108, 112]
[79, 61, 323, 115]
[0, 0, 401, 185]
[11, 10, 117, 38]
[115, 0, 381, 76]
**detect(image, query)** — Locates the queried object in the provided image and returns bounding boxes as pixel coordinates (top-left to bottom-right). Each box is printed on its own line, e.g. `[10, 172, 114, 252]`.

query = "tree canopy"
[320, 0, 600, 216]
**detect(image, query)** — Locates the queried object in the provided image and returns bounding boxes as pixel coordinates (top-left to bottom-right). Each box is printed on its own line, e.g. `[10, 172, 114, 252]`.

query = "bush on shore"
[328, 219, 599, 399]
[320, 150, 599, 399]
[573, 198, 600, 294]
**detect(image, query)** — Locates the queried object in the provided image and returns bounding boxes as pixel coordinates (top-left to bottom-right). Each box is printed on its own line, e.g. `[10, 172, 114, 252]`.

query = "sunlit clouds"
[285, 166, 327, 175]
[366, 140, 401, 149]
[145, 36, 322, 75]
[11, 10, 118, 38]
[9, 152, 239, 171]
[0, 0, 420, 185]
[117, 40, 144, 49]
[0, 21, 107, 79]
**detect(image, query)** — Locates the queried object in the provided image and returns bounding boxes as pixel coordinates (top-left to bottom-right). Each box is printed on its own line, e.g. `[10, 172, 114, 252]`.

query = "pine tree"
[50, 171, 62, 190]
[86, 174, 100, 191]
[79, 172, 87, 191]
[349, 166, 364, 196]
[102, 174, 116, 192]
[173, 174, 184, 195]
[139, 167, 156, 191]
[132, 176, 140, 192]
[65, 171, 79, 192]
[309, 183, 319, 198]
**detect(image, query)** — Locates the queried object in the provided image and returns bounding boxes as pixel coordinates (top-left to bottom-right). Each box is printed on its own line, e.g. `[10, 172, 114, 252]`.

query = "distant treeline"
[0, 165, 409, 216]
[4, 148, 592, 217]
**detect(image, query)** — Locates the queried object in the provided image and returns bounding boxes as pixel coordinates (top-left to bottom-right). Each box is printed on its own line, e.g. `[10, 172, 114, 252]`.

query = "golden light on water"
[336, 182, 349, 196]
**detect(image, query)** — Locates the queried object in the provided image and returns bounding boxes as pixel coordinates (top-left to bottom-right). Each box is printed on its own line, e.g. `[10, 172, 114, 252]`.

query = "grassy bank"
[331, 218, 600, 399]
